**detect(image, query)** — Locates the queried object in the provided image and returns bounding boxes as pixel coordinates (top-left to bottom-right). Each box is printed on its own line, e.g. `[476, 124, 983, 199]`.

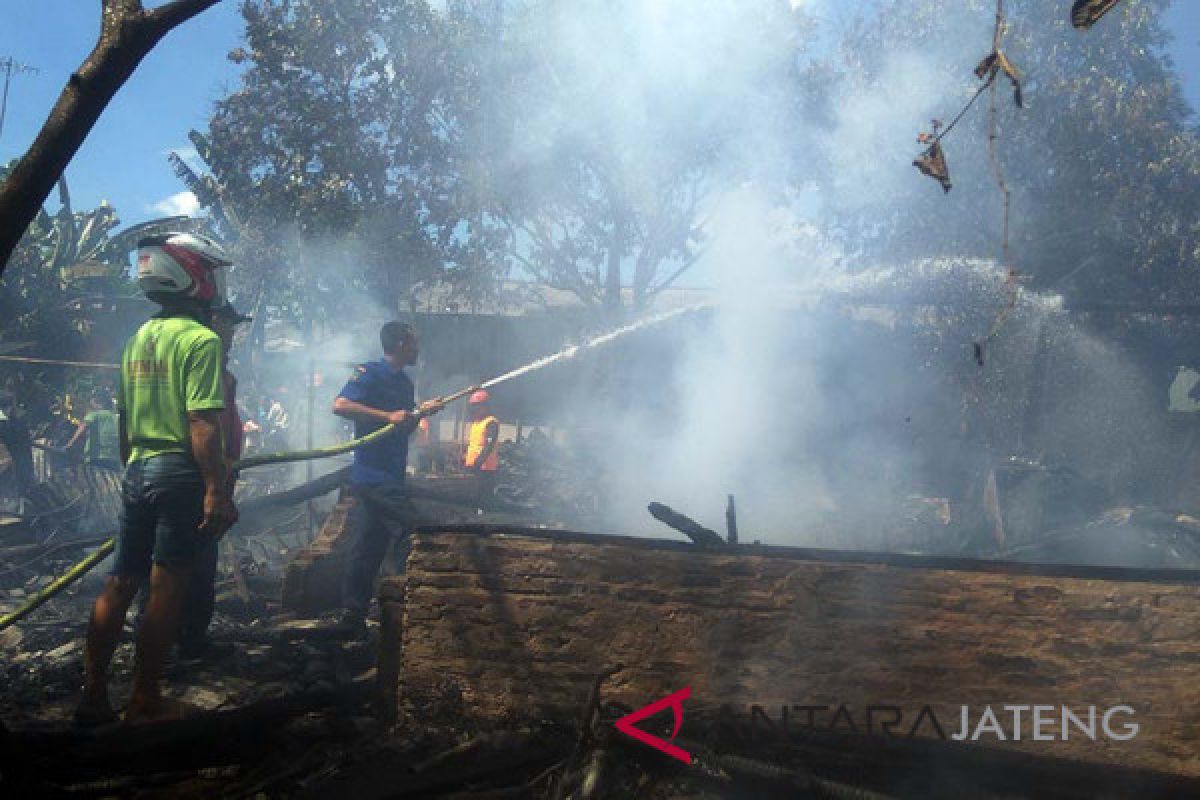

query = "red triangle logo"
[614, 686, 692, 764]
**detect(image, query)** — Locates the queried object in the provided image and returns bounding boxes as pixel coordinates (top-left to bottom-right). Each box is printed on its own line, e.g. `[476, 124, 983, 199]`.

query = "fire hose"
[0, 391, 473, 634]
[0, 305, 703, 633]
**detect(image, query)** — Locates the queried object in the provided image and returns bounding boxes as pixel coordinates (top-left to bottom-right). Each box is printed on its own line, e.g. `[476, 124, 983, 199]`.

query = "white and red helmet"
[136, 232, 232, 306]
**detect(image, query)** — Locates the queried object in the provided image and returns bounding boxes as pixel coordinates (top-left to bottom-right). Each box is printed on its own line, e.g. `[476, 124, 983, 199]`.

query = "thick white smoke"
[499, 0, 1186, 557]
[218, 0, 1187, 561]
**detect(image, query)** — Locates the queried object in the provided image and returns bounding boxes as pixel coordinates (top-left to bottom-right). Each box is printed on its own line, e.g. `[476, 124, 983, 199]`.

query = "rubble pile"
[2, 616, 859, 797]
[493, 430, 604, 528]
[5, 516, 1200, 797]
[1, 629, 388, 797]
[6, 433, 1200, 795]
[0, 529, 397, 798]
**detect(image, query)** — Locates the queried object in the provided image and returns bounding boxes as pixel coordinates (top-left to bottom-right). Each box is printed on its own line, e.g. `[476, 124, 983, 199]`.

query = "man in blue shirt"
[334, 322, 441, 631]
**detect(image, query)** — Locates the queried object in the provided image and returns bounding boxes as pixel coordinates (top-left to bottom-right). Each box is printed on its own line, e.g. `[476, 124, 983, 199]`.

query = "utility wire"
[0, 354, 119, 370]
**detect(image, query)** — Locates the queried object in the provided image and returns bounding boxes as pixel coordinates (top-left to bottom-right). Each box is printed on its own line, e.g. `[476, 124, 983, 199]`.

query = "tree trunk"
[0, 0, 223, 276]
[631, 249, 653, 313]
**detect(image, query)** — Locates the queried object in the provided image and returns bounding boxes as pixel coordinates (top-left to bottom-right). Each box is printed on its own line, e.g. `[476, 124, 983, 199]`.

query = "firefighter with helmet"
[463, 389, 500, 502]
[76, 232, 238, 725]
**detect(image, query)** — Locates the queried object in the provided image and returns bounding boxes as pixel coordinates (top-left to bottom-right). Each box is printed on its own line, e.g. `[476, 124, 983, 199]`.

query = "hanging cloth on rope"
[974, 49, 1023, 108]
[913, 139, 953, 194]
[1071, 0, 1125, 30]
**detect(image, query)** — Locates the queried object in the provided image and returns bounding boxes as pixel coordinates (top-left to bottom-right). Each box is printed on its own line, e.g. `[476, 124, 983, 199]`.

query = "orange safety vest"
[464, 416, 499, 471]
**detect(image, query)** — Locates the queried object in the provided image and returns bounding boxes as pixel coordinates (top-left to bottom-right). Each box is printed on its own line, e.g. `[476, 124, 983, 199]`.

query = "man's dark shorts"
[112, 453, 206, 577]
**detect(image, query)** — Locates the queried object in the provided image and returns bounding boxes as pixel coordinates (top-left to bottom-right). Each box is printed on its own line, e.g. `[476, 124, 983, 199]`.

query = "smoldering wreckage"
[7, 292, 1200, 800]
[4, 2, 1200, 800]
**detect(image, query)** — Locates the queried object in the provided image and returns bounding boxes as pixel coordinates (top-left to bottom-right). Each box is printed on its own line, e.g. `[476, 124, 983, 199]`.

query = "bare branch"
[646, 215, 709, 298]
[646, 250, 702, 299]
[102, 0, 145, 16]
[0, 0, 224, 272]
[508, 219, 598, 306]
[143, 0, 224, 35]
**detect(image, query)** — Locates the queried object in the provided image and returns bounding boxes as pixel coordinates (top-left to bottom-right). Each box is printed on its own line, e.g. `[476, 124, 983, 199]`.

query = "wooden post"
[725, 494, 738, 544]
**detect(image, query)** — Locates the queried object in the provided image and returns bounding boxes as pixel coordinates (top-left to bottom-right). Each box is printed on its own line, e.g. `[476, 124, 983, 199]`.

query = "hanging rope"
[913, 0, 1022, 366]
[931, 78, 995, 147]
[974, 0, 1019, 364]
[913, 70, 997, 193]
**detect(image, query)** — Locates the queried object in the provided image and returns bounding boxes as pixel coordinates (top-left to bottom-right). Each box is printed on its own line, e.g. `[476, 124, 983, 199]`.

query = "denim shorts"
[112, 453, 206, 577]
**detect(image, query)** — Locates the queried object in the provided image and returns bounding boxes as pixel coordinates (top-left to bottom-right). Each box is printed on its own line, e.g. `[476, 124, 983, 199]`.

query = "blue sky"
[0, 0, 1197, 231]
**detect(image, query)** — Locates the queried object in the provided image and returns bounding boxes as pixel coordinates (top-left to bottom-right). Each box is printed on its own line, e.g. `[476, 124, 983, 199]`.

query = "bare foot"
[123, 696, 201, 724]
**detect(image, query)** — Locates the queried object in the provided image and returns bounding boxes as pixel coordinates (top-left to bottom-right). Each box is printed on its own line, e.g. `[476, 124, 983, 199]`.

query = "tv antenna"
[0, 56, 39, 141]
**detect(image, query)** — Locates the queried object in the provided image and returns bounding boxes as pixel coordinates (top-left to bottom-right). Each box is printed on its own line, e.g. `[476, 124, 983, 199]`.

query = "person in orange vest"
[415, 416, 434, 474]
[463, 389, 500, 501]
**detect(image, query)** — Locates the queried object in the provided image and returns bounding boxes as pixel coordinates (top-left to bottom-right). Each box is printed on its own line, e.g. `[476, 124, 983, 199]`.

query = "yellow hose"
[0, 421, 412, 632]
[0, 540, 115, 631]
[234, 422, 400, 469]
[0, 306, 692, 631]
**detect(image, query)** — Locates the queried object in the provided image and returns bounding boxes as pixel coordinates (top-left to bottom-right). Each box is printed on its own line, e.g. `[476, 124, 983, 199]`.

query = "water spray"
[479, 304, 707, 389]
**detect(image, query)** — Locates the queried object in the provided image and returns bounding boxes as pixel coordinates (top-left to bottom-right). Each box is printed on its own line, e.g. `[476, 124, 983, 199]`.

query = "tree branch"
[646, 247, 703, 299]
[0, 0, 225, 273]
[144, 0, 224, 34]
[102, 0, 145, 20]
[522, 216, 601, 306]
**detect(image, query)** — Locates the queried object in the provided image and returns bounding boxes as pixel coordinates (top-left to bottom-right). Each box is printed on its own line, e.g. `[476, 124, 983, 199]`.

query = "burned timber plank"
[647, 501, 729, 548]
[386, 526, 1200, 781]
[281, 491, 358, 615]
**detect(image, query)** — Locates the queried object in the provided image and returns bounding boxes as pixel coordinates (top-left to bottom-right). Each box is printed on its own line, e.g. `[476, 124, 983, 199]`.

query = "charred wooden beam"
[549, 664, 625, 800]
[236, 467, 349, 517]
[210, 618, 357, 644]
[647, 502, 729, 548]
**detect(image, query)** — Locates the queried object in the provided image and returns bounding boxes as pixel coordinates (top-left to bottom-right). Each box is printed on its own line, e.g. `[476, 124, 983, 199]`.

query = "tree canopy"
[820, 0, 1200, 304]
[0, 162, 196, 357]
[190, 0, 1199, 318]
[0, 0, 224, 276]
[194, 0, 511, 323]
[196, 0, 819, 318]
